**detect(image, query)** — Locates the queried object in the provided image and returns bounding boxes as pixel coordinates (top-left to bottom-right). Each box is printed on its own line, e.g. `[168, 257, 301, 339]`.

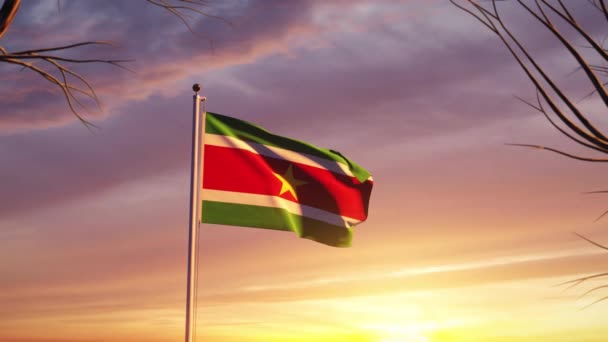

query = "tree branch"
[574, 232, 608, 250]
[556, 272, 608, 290]
[146, 0, 231, 45]
[0, 0, 20, 40]
[506, 143, 608, 162]
[0, 0, 231, 126]
[0, 41, 132, 127]
[454, 0, 608, 310]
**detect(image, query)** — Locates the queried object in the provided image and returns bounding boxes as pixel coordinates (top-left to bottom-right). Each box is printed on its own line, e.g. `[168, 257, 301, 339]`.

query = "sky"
[2, 1, 608, 341]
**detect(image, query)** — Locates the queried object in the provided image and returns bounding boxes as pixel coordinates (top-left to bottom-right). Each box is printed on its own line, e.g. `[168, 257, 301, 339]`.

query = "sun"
[376, 329, 431, 342]
[378, 336, 429, 342]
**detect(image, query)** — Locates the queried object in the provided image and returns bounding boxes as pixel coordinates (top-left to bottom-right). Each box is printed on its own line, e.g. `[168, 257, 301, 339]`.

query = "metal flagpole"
[185, 83, 205, 342]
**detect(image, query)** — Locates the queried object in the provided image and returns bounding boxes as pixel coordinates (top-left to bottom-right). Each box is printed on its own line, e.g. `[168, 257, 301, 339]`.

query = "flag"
[200, 112, 373, 247]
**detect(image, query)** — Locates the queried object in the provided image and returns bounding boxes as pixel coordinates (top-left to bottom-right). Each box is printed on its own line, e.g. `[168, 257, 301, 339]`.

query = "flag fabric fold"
[200, 112, 373, 247]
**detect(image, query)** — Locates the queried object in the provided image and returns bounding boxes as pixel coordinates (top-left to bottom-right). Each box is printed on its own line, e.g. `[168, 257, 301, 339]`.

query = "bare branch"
[578, 284, 608, 299]
[581, 295, 608, 310]
[0, 0, 20, 40]
[600, 0, 608, 22]
[540, 0, 608, 64]
[449, 0, 498, 32]
[594, 209, 608, 222]
[146, 0, 231, 46]
[517, 0, 608, 113]
[454, 0, 608, 309]
[556, 272, 608, 289]
[510, 1, 608, 144]
[473, 0, 608, 150]
[1, 1, 229, 126]
[574, 232, 608, 250]
[10, 41, 119, 55]
[0, 54, 133, 71]
[556, 0, 576, 23]
[452, 9, 495, 31]
[506, 143, 608, 162]
[454, 1, 608, 153]
[0, 41, 131, 126]
[515, 91, 608, 154]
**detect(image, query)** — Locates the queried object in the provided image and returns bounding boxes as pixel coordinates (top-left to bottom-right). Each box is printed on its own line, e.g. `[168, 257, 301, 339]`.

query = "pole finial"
[192, 83, 201, 93]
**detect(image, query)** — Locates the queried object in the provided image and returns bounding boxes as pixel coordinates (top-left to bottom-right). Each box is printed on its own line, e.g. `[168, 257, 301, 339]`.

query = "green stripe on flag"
[202, 200, 353, 247]
[205, 112, 371, 182]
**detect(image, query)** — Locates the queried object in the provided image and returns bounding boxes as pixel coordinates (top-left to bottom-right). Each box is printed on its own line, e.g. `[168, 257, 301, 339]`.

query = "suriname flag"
[200, 112, 373, 247]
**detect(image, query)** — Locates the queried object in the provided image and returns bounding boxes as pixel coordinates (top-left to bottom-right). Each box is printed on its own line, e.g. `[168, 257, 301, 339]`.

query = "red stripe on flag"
[202, 145, 372, 221]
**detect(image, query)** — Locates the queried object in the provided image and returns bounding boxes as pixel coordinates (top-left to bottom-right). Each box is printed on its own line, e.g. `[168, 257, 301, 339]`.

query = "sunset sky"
[2, 1, 608, 341]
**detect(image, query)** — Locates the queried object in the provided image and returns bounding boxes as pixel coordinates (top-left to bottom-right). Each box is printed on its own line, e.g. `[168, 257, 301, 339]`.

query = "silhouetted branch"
[454, 0, 608, 151]
[515, 91, 608, 154]
[0, 0, 19, 40]
[0, 0, 228, 125]
[581, 295, 608, 310]
[579, 284, 608, 299]
[557, 272, 608, 290]
[454, 0, 608, 308]
[146, 0, 231, 44]
[574, 232, 608, 251]
[506, 143, 608, 162]
[0, 41, 132, 127]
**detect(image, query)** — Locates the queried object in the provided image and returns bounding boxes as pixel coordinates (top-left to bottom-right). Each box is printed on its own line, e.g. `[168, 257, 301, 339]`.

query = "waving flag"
[200, 112, 373, 247]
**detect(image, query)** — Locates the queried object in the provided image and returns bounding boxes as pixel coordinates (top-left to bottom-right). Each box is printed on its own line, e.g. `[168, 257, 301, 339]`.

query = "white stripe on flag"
[201, 189, 362, 228]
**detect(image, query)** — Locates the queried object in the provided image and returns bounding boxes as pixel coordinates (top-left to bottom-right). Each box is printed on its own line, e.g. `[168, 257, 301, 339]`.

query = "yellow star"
[273, 165, 307, 200]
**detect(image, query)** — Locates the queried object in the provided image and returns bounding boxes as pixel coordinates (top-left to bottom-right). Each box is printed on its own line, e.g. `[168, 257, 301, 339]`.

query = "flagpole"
[185, 83, 204, 342]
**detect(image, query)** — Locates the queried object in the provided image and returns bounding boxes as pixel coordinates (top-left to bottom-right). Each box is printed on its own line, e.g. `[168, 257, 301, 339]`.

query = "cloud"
[3, 0, 604, 217]
[0, 0, 317, 130]
[3, 3, 608, 341]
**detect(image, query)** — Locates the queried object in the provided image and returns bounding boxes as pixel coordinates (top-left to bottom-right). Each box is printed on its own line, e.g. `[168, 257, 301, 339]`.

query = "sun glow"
[366, 323, 434, 342]
[379, 335, 429, 342]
